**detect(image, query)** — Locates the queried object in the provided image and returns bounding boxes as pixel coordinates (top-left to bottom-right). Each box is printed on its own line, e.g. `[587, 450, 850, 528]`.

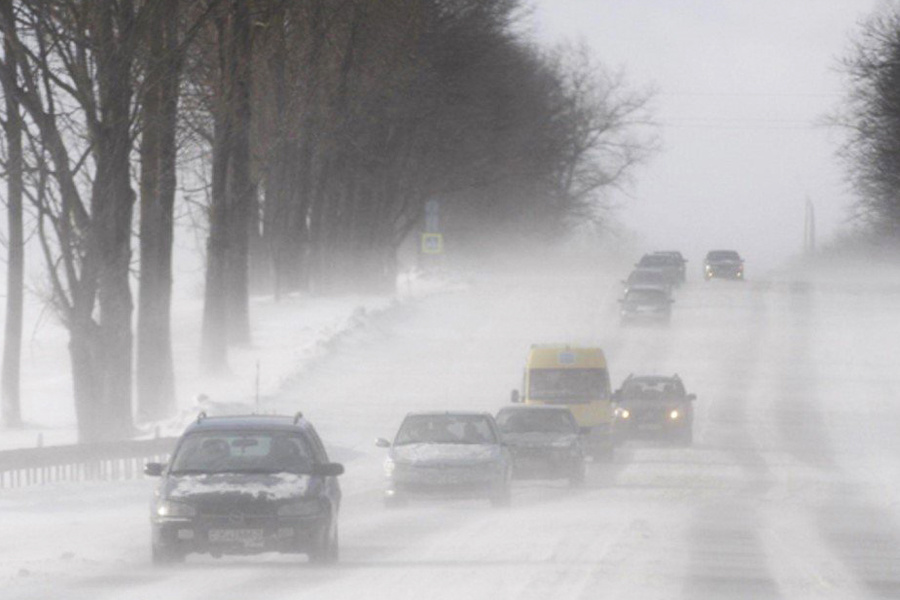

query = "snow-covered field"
[3, 261, 900, 599]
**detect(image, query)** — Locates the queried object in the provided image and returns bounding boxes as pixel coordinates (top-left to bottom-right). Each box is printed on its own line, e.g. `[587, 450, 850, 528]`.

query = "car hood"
[163, 472, 315, 502]
[502, 432, 579, 448]
[390, 443, 501, 466]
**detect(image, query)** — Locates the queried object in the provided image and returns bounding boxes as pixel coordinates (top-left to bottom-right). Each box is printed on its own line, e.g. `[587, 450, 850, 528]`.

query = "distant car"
[653, 251, 687, 283]
[613, 375, 696, 445]
[619, 286, 673, 324]
[496, 405, 586, 486]
[636, 253, 682, 287]
[376, 411, 513, 507]
[145, 413, 344, 565]
[622, 268, 673, 294]
[704, 250, 744, 280]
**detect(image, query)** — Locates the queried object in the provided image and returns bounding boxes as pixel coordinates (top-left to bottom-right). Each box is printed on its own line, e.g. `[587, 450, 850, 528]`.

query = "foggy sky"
[533, 0, 881, 269]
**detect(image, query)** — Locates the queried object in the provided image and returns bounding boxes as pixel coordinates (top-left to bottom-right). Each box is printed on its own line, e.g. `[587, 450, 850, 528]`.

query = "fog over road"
[4, 264, 900, 599]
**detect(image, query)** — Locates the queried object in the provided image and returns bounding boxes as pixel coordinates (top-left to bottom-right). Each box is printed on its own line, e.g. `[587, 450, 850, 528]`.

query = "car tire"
[490, 470, 512, 508]
[674, 427, 693, 447]
[151, 544, 184, 566]
[569, 461, 586, 487]
[309, 516, 339, 565]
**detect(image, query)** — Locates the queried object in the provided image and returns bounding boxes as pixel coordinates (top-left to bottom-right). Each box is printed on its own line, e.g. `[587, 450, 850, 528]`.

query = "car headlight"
[669, 410, 680, 420]
[156, 500, 196, 518]
[277, 500, 323, 517]
[618, 409, 630, 419]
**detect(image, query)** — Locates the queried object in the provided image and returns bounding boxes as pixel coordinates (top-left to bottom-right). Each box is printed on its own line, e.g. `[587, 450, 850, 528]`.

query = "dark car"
[613, 375, 696, 445]
[636, 253, 682, 287]
[622, 268, 673, 294]
[376, 411, 512, 507]
[496, 405, 586, 486]
[654, 251, 687, 283]
[619, 286, 673, 324]
[704, 249, 744, 280]
[145, 413, 344, 565]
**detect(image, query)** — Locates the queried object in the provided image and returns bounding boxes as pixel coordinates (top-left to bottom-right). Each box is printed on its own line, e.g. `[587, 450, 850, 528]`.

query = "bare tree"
[838, 6, 900, 238]
[0, 1, 148, 441]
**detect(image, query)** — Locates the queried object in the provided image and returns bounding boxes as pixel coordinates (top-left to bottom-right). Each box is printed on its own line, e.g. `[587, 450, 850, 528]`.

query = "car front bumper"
[151, 513, 330, 556]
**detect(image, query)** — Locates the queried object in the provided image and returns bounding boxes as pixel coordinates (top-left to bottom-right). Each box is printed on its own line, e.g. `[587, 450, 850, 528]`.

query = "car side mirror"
[375, 437, 391, 448]
[686, 394, 697, 401]
[144, 462, 165, 477]
[313, 462, 345, 477]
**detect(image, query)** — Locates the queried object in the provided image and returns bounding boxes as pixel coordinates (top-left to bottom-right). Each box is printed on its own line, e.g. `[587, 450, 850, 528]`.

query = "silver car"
[376, 411, 513, 507]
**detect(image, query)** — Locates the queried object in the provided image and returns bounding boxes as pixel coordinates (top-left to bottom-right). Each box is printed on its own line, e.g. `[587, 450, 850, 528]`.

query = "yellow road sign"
[421, 233, 444, 254]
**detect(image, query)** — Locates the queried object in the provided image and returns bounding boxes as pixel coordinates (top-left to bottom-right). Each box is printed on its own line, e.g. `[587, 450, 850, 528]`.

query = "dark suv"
[704, 250, 744, 280]
[613, 375, 696, 445]
[145, 413, 344, 565]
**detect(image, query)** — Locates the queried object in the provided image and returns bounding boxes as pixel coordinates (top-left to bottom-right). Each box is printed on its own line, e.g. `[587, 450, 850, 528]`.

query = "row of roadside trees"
[0, 0, 654, 442]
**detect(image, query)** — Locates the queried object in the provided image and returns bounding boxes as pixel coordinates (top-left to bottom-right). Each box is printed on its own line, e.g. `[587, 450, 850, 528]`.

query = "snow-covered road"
[4, 265, 900, 599]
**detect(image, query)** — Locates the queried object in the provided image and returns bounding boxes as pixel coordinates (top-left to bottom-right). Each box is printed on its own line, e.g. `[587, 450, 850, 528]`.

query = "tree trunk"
[88, 3, 136, 440]
[201, 62, 232, 373]
[224, 0, 252, 344]
[1, 0, 23, 428]
[137, 0, 179, 420]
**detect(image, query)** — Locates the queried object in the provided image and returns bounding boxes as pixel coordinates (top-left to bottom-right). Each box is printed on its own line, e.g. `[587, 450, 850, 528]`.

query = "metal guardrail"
[0, 436, 178, 489]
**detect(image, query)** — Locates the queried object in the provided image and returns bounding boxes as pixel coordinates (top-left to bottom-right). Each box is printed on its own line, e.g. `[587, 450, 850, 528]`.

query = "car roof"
[184, 414, 316, 435]
[497, 405, 571, 412]
[404, 410, 493, 418]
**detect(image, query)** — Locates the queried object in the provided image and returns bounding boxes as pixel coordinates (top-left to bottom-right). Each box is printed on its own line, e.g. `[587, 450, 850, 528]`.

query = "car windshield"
[169, 431, 315, 475]
[496, 409, 576, 434]
[621, 379, 683, 399]
[529, 368, 609, 403]
[630, 270, 665, 284]
[707, 251, 740, 261]
[624, 290, 668, 304]
[638, 255, 673, 267]
[395, 414, 497, 445]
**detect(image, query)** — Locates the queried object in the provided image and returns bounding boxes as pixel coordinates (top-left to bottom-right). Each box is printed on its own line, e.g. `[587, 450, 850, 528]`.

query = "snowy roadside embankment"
[0, 269, 467, 451]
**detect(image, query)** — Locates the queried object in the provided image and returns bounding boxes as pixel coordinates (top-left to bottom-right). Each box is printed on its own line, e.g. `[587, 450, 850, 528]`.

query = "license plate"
[209, 529, 265, 546]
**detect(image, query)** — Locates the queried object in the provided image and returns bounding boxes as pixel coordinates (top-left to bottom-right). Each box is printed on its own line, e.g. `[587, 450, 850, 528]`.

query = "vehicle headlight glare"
[157, 500, 196, 518]
[669, 410, 680, 420]
[277, 501, 322, 517]
[620, 409, 630, 419]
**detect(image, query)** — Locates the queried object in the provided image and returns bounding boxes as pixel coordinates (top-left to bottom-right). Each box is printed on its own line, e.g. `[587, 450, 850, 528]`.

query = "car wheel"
[673, 427, 693, 447]
[569, 461, 586, 487]
[490, 470, 512, 507]
[151, 544, 184, 566]
[309, 516, 339, 565]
